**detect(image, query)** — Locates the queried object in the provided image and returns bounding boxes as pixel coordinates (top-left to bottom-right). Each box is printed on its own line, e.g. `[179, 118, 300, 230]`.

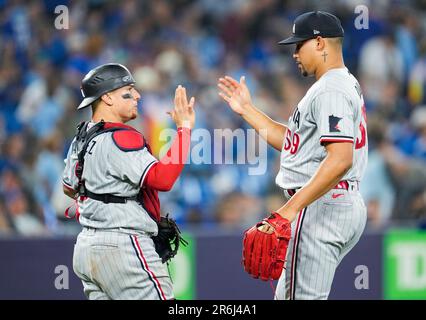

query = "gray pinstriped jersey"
[62, 123, 159, 234]
[276, 67, 368, 189]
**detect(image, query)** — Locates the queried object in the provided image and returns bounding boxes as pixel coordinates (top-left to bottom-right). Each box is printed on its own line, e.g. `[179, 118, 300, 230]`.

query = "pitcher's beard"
[300, 65, 312, 77]
[297, 63, 308, 77]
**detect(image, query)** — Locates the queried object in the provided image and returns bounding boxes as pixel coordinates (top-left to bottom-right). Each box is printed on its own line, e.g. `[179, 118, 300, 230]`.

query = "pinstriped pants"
[73, 228, 174, 300]
[275, 189, 367, 300]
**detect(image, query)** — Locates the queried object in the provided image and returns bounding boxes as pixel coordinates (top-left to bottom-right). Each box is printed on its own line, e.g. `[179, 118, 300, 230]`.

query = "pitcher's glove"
[152, 214, 188, 263]
[242, 212, 292, 281]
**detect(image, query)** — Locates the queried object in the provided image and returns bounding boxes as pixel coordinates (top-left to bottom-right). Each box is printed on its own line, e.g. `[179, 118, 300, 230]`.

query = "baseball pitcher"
[218, 11, 368, 300]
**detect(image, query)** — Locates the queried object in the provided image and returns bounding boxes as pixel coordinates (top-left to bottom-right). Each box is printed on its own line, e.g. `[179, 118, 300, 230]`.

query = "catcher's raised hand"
[218, 76, 253, 116]
[168, 85, 196, 129]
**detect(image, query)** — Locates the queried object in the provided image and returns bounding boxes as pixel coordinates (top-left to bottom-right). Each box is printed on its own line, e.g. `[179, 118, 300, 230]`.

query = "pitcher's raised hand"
[218, 76, 253, 116]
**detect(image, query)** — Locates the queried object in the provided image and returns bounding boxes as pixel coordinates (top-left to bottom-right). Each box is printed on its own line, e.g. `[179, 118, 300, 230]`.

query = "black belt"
[83, 190, 137, 204]
[286, 180, 358, 197]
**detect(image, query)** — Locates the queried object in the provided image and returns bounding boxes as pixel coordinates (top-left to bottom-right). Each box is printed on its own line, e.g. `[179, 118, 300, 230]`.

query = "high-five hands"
[168, 85, 196, 129]
[218, 76, 253, 116]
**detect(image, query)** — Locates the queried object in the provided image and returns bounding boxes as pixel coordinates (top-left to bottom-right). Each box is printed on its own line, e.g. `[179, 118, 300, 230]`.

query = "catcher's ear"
[100, 93, 113, 106]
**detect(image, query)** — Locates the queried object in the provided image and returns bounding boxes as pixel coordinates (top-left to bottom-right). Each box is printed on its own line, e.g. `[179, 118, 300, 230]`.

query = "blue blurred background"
[0, 0, 426, 299]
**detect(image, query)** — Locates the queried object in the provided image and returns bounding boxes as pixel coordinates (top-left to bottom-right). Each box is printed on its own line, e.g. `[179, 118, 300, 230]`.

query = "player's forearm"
[144, 127, 191, 191]
[277, 150, 352, 221]
[242, 104, 287, 151]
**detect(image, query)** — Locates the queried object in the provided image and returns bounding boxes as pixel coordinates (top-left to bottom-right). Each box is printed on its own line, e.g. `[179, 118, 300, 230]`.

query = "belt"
[82, 226, 154, 237]
[286, 180, 359, 197]
[83, 190, 138, 204]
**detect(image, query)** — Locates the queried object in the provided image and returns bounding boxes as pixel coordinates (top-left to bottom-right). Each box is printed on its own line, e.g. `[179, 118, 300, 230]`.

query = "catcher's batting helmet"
[77, 63, 136, 110]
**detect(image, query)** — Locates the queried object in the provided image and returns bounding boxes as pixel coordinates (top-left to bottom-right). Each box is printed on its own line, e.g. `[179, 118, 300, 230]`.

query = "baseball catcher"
[62, 63, 195, 300]
[242, 212, 291, 281]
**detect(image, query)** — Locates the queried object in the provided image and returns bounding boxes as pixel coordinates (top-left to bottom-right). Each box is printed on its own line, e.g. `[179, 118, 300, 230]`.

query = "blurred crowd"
[0, 0, 426, 237]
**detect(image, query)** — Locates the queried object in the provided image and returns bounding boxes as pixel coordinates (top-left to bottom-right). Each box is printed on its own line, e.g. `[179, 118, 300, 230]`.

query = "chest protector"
[74, 120, 161, 222]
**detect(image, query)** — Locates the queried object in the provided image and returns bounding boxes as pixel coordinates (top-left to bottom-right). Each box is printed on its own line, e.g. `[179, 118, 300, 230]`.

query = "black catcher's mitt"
[152, 214, 188, 263]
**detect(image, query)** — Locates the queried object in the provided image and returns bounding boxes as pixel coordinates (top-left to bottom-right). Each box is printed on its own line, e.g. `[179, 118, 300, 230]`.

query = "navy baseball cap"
[279, 11, 344, 45]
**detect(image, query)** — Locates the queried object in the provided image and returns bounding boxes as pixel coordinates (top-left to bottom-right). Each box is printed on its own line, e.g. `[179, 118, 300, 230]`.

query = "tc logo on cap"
[122, 75, 131, 82]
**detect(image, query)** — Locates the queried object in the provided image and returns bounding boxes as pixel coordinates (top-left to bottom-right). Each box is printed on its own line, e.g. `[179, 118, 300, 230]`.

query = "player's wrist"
[239, 103, 256, 120]
[176, 120, 193, 129]
[275, 207, 298, 223]
[177, 126, 191, 133]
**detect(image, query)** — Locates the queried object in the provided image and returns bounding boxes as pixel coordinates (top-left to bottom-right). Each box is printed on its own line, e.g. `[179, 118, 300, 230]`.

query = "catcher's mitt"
[242, 212, 291, 281]
[152, 214, 188, 264]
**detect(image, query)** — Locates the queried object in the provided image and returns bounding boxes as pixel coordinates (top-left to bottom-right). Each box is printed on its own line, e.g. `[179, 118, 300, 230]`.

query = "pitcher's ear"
[316, 36, 325, 50]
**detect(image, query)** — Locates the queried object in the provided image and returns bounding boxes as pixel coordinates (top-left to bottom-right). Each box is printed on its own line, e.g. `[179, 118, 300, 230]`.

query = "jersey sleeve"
[108, 135, 158, 188]
[312, 91, 355, 145]
[62, 138, 79, 191]
[144, 127, 191, 191]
